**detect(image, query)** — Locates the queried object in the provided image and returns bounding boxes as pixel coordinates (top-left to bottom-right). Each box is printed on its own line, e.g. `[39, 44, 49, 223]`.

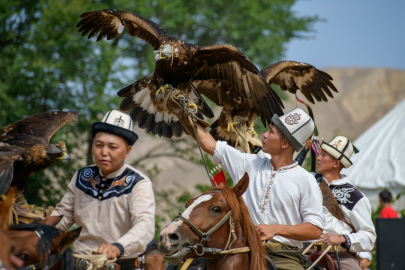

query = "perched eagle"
[193, 61, 338, 153]
[77, 9, 284, 138]
[0, 111, 79, 194]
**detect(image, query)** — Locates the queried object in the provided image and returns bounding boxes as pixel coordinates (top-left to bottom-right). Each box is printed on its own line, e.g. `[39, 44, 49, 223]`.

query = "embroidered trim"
[284, 113, 301, 125]
[260, 173, 276, 213]
[259, 163, 299, 213]
[332, 187, 356, 204]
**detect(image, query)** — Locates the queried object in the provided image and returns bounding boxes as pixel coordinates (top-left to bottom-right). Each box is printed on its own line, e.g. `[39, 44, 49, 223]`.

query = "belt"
[264, 241, 300, 253]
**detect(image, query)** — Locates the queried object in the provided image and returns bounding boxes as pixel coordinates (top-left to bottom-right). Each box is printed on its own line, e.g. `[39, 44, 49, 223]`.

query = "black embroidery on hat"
[75, 165, 145, 201]
[330, 183, 363, 211]
[114, 115, 125, 128]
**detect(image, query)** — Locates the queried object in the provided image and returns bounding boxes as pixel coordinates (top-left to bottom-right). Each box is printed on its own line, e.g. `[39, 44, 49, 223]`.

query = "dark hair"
[379, 190, 392, 203]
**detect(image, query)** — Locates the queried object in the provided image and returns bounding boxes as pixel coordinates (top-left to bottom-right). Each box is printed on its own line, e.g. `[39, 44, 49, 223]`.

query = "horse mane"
[212, 186, 267, 270]
[9, 223, 77, 270]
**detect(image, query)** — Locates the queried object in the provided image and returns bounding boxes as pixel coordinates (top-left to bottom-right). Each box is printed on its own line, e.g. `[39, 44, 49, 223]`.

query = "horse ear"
[50, 227, 82, 254]
[233, 172, 249, 197]
[0, 187, 16, 230]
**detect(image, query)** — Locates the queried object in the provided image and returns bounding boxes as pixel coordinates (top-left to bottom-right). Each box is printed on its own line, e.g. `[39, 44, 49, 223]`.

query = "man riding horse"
[311, 136, 376, 269]
[167, 91, 324, 270]
[44, 110, 158, 269]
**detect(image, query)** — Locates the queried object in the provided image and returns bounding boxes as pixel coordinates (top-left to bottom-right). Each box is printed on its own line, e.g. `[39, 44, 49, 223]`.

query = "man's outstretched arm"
[196, 123, 217, 156]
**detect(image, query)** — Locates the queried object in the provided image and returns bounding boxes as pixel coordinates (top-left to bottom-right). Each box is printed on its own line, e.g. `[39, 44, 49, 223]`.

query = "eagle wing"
[76, 9, 167, 50]
[0, 111, 80, 143]
[117, 74, 214, 138]
[195, 45, 284, 127]
[260, 61, 338, 104]
[0, 145, 25, 194]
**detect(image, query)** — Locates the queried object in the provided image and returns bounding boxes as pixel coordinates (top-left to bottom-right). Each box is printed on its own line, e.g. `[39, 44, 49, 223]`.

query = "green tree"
[0, 0, 319, 207]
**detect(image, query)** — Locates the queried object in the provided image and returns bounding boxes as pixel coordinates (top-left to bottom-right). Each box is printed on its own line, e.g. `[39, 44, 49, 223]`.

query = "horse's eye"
[212, 206, 221, 213]
[18, 254, 30, 261]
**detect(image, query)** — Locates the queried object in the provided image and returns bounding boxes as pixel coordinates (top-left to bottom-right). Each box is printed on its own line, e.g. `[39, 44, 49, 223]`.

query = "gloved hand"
[166, 89, 210, 140]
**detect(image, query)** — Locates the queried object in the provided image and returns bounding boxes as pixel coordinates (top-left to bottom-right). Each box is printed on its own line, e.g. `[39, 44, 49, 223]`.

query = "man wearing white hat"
[314, 136, 376, 270]
[168, 93, 324, 269]
[45, 110, 156, 269]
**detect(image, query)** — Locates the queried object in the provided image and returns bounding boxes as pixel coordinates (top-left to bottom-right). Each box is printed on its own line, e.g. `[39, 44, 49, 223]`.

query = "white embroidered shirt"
[212, 141, 324, 248]
[315, 174, 376, 252]
[50, 163, 156, 259]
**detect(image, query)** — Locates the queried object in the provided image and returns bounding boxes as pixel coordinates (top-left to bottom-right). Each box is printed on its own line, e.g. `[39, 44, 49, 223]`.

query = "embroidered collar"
[268, 160, 299, 173]
[323, 174, 349, 186]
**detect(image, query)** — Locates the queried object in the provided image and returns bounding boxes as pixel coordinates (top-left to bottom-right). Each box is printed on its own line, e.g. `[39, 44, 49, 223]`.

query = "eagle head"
[154, 45, 174, 63]
[46, 141, 71, 162]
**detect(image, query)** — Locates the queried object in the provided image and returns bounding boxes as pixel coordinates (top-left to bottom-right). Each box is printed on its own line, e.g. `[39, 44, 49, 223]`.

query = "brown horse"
[0, 188, 23, 270]
[158, 172, 268, 270]
[7, 223, 81, 270]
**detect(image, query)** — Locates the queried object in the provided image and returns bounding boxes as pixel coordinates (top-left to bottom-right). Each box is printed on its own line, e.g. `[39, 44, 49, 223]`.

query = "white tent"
[343, 98, 405, 210]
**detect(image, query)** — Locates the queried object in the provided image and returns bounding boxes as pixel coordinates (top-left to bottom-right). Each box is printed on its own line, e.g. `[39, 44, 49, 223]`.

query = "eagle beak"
[154, 45, 174, 65]
[56, 153, 71, 162]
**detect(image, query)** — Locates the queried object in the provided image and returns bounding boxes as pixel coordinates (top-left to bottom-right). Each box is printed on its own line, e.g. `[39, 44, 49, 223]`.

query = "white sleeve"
[347, 197, 376, 252]
[211, 141, 257, 185]
[50, 172, 77, 232]
[116, 179, 156, 256]
[300, 175, 324, 230]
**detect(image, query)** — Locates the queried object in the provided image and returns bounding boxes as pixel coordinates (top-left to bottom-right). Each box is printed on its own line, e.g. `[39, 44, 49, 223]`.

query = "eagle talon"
[155, 84, 171, 97]
[248, 127, 259, 137]
[188, 103, 198, 111]
[227, 122, 239, 133]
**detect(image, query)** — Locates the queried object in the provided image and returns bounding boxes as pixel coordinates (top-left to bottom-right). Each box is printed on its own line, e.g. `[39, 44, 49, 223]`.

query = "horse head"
[7, 223, 81, 270]
[159, 173, 267, 270]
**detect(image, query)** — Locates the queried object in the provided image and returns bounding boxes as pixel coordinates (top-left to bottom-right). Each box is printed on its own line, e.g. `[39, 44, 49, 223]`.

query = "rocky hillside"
[283, 68, 405, 141]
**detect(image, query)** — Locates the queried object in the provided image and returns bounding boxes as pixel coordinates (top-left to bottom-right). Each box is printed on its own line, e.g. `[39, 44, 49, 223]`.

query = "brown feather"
[260, 60, 338, 104]
[77, 9, 166, 50]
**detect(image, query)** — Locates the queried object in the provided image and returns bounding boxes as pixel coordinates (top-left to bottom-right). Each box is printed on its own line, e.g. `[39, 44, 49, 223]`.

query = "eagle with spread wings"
[76, 9, 284, 138]
[193, 61, 338, 152]
[120, 61, 338, 152]
[0, 111, 79, 195]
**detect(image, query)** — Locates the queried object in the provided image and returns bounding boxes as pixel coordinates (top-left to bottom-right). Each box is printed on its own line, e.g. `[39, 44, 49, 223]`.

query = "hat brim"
[92, 122, 138, 145]
[271, 114, 303, 152]
[321, 142, 352, 168]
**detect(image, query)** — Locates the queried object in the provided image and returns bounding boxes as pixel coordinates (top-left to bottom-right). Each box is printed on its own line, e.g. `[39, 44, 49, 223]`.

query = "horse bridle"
[173, 209, 237, 256]
[16, 229, 64, 270]
[172, 188, 247, 256]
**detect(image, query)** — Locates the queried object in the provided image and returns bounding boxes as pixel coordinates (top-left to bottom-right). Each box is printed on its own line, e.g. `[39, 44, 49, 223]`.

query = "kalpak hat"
[321, 136, 359, 168]
[271, 108, 315, 152]
[92, 110, 138, 145]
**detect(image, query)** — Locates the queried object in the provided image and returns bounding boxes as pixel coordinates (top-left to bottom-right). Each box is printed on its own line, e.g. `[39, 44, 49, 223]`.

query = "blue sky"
[285, 0, 405, 70]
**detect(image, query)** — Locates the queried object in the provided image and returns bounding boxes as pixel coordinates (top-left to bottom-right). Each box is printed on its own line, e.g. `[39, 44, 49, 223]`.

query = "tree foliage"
[0, 0, 319, 206]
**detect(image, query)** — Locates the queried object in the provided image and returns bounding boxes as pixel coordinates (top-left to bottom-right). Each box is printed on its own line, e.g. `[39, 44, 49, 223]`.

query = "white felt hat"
[271, 108, 315, 152]
[321, 136, 359, 168]
[92, 110, 138, 145]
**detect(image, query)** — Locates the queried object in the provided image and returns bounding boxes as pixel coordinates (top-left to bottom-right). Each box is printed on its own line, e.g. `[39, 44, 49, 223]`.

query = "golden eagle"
[0, 111, 79, 194]
[76, 9, 284, 138]
[193, 61, 338, 152]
